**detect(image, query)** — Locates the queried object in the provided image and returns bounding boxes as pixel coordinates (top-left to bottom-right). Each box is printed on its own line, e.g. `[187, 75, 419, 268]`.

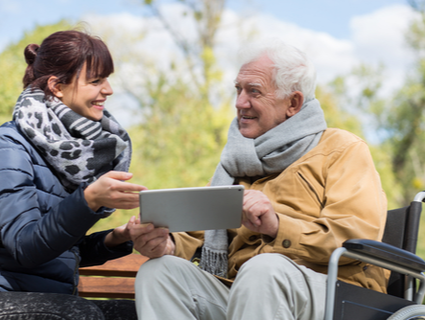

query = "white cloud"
[215, 3, 417, 93]
[350, 4, 418, 91]
[216, 11, 357, 85]
[351, 4, 415, 64]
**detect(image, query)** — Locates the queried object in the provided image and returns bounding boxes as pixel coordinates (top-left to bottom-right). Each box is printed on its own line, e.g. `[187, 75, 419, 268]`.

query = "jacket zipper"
[71, 249, 80, 295]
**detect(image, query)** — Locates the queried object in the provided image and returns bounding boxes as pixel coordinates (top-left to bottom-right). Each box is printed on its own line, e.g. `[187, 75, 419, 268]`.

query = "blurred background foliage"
[0, 20, 72, 123]
[2, 0, 425, 257]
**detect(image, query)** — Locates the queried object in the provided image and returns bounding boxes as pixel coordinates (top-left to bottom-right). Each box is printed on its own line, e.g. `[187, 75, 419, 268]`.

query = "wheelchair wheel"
[387, 304, 425, 319]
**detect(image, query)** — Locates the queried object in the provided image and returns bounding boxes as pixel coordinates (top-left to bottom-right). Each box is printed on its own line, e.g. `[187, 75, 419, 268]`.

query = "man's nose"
[235, 91, 250, 109]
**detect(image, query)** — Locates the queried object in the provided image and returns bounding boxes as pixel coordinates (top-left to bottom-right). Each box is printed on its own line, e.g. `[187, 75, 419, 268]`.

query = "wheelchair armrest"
[325, 239, 425, 319]
[343, 239, 425, 272]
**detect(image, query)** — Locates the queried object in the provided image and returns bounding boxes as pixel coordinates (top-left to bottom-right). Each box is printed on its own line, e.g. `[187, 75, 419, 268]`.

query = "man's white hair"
[238, 38, 316, 101]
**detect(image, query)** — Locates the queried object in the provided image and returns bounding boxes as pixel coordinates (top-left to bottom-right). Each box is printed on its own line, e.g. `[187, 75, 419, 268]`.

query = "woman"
[0, 30, 145, 319]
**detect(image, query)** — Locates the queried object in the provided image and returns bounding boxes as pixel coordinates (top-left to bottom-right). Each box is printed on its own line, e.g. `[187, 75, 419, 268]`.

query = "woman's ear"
[286, 91, 304, 118]
[48, 76, 63, 99]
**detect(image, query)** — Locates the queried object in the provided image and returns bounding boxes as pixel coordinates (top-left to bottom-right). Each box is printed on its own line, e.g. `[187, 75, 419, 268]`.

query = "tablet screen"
[139, 185, 244, 232]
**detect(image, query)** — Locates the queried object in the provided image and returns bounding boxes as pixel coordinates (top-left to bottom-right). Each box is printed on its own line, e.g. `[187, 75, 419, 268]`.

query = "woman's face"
[55, 63, 113, 121]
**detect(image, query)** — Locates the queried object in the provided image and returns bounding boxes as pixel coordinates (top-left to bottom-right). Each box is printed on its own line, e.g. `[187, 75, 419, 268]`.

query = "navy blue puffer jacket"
[0, 121, 132, 294]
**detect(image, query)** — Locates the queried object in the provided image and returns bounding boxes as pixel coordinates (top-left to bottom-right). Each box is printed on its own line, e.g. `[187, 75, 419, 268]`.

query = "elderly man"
[129, 38, 388, 320]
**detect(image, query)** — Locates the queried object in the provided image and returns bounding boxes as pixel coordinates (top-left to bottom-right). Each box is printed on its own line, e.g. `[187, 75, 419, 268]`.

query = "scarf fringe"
[199, 246, 228, 278]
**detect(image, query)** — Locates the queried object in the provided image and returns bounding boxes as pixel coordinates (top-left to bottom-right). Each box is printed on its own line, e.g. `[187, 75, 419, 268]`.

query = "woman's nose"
[101, 79, 113, 96]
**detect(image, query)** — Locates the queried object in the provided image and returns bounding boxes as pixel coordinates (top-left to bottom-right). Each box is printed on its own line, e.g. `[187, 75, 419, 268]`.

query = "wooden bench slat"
[79, 254, 149, 277]
[78, 253, 149, 299]
[79, 277, 136, 299]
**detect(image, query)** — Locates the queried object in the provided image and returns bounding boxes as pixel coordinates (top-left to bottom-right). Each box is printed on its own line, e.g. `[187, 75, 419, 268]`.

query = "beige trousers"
[134, 253, 327, 320]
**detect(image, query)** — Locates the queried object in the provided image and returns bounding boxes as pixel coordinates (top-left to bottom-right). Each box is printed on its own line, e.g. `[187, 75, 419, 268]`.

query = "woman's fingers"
[84, 171, 147, 210]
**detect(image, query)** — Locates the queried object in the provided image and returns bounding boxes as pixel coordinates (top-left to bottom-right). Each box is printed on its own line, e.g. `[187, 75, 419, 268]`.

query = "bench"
[78, 253, 149, 299]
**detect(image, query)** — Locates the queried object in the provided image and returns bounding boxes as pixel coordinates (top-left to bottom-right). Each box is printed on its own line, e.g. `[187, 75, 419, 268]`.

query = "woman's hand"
[128, 216, 175, 258]
[84, 171, 147, 211]
[104, 222, 131, 248]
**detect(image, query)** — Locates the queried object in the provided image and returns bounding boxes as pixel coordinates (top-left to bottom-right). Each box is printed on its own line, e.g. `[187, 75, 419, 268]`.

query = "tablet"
[139, 185, 244, 232]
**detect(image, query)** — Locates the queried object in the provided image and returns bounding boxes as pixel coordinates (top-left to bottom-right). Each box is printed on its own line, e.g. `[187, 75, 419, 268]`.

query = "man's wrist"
[267, 214, 280, 239]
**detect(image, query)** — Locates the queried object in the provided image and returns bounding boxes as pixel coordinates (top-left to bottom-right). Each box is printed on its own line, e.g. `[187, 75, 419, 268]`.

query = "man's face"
[234, 55, 292, 139]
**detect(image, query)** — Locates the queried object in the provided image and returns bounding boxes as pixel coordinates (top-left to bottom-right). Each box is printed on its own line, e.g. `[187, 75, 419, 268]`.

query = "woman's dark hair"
[23, 30, 114, 99]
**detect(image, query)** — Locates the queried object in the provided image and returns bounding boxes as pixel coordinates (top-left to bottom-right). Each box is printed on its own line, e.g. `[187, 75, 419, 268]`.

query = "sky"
[0, 0, 419, 129]
[0, 0, 412, 46]
[0, 0, 416, 83]
[231, 0, 412, 39]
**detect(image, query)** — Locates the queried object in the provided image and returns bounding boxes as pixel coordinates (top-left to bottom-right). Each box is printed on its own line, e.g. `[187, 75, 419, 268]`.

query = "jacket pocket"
[297, 172, 324, 209]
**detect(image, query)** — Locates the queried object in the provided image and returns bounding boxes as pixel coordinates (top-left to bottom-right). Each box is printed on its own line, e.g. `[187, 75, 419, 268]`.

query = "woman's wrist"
[84, 184, 100, 212]
[104, 229, 130, 248]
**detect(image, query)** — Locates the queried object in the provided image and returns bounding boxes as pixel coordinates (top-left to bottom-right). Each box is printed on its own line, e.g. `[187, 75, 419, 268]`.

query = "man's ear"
[286, 91, 304, 118]
[47, 76, 63, 99]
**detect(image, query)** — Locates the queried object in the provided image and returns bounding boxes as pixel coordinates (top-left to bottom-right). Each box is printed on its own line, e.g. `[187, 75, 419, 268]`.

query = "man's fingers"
[242, 219, 255, 231]
[129, 223, 154, 236]
[133, 231, 169, 258]
[131, 225, 169, 243]
[144, 237, 167, 254]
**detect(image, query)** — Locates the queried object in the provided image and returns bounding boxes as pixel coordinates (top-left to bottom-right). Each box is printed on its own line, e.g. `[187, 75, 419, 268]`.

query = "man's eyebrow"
[233, 80, 262, 87]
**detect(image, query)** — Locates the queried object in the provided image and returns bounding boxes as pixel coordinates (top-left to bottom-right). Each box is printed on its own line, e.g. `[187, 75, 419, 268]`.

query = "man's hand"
[242, 190, 279, 238]
[84, 171, 147, 211]
[128, 216, 175, 259]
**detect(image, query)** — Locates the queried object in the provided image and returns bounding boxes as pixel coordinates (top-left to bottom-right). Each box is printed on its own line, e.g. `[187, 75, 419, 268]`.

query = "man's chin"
[239, 128, 260, 139]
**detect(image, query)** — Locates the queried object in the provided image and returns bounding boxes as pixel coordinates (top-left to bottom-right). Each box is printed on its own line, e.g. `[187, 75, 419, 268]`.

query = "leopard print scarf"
[13, 87, 132, 193]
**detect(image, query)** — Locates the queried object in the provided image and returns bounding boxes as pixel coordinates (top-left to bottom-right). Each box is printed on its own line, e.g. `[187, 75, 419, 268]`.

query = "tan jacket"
[172, 128, 388, 293]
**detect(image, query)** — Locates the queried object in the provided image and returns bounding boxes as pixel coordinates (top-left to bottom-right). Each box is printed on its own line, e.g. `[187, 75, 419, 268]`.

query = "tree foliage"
[91, 0, 233, 231]
[142, 0, 225, 101]
[128, 77, 233, 190]
[0, 20, 72, 124]
[346, 3, 425, 207]
[316, 1, 425, 257]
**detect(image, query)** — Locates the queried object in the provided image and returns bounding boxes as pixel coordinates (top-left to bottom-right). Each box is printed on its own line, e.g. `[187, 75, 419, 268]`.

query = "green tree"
[141, 0, 226, 102]
[352, 2, 425, 207]
[128, 76, 233, 190]
[90, 0, 234, 232]
[0, 20, 72, 124]
[327, 1, 425, 258]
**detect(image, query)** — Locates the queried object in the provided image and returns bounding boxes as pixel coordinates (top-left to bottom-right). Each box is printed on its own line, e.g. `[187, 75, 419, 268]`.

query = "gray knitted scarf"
[199, 98, 327, 277]
[13, 87, 131, 194]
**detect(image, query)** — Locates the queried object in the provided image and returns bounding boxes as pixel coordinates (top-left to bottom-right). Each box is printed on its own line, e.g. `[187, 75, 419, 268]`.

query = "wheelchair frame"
[324, 191, 425, 320]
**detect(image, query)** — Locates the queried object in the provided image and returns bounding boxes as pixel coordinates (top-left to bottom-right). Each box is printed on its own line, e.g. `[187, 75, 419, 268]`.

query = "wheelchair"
[325, 191, 425, 320]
